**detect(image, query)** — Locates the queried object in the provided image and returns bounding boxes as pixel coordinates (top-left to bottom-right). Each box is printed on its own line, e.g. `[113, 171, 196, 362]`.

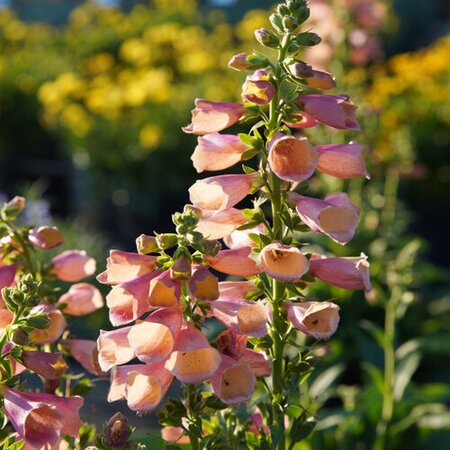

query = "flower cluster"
[0, 197, 102, 449]
[97, 1, 370, 448]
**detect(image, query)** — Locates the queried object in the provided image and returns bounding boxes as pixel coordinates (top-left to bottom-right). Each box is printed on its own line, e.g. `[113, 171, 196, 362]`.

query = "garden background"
[0, 0, 449, 448]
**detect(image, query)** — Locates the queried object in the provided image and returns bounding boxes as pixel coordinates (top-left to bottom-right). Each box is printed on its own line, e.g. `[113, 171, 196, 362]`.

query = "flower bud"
[28, 226, 64, 250]
[136, 234, 159, 254]
[203, 239, 221, 257]
[170, 249, 192, 281]
[11, 330, 29, 346]
[269, 14, 284, 33]
[106, 412, 129, 448]
[228, 52, 249, 71]
[26, 314, 51, 330]
[156, 233, 178, 250]
[254, 28, 279, 48]
[288, 61, 314, 79]
[296, 32, 321, 47]
[276, 4, 289, 16]
[2, 196, 25, 218]
[282, 15, 299, 32]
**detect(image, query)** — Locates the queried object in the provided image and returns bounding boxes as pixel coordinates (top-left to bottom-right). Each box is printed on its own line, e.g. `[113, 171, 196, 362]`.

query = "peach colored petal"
[195, 208, 248, 240]
[64, 339, 105, 376]
[97, 327, 135, 372]
[28, 305, 67, 345]
[58, 283, 104, 316]
[28, 226, 64, 250]
[148, 270, 181, 307]
[206, 246, 261, 277]
[189, 266, 219, 301]
[51, 250, 96, 282]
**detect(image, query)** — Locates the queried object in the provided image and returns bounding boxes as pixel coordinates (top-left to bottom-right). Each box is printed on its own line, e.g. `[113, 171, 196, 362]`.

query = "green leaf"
[360, 320, 386, 349]
[394, 352, 421, 401]
[202, 395, 228, 411]
[238, 133, 258, 147]
[289, 415, 316, 443]
[309, 364, 345, 402]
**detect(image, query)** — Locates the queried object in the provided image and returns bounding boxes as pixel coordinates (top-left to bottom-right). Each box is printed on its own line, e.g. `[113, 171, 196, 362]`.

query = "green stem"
[186, 384, 201, 450]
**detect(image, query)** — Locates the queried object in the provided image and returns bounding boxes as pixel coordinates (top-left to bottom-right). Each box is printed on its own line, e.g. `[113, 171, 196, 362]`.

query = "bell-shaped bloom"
[97, 327, 135, 372]
[228, 52, 250, 70]
[161, 423, 190, 444]
[2, 386, 83, 449]
[148, 270, 181, 307]
[108, 362, 173, 413]
[206, 246, 261, 277]
[63, 339, 105, 376]
[106, 271, 161, 326]
[21, 437, 68, 450]
[223, 224, 264, 249]
[97, 250, 156, 285]
[191, 134, 248, 173]
[268, 135, 319, 182]
[165, 324, 221, 384]
[128, 308, 182, 364]
[288, 61, 336, 90]
[57, 283, 104, 316]
[317, 142, 368, 179]
[298, 94, 360, 130]
[51, 250, 96, 282]
[291, 192, 360, 244]
[189, 173, 260, 212]
[196, 208, 248, 240]
[28, 226, 64, 250]
[211, 296, 269, 338]
[258, 242, 309, 281]
[309, 253, 371, 291]
[0, 263, 18, 307]
[248, 411, 270, 436]
[285, 111, 319, 129]
[210, 355, 256, 405]
[189, 266, 219, 301]
[28, 304, 67, 345]
[182, 99, 245, 135]
[216, 330, 270, 377]
[286, 301, 340, 340]
[242, 70, 276, 105]
[21, 350, 68, 380]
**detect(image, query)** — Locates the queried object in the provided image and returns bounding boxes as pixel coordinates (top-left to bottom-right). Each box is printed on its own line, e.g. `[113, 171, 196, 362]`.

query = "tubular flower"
[189, 173, 260, 212]
[2, 386, 83, 450]
[97, 327, 135, 372]
[21, 350, 68, 380]
[57, 283, 104, 316]
[28, 304, 67, 345]
[51, 250, 96, 282]
[206, 246, 261, 277]
[298, 94, 360, 130]
[286, 301, 340, 340]
[290, 192, 360, 244]
[164, 324, 221, 384]
[258, 242, 309, 281]
[195, 208, 248, 240]
[63, 339, 105, 376]
[108, 362, 173, 413]
[97, 250, 156, 285]
[268, 135, 320, 182]
[182, 99, 245, 135]
[242, 70, 276, 105]
[316, 142, 369, 179]
[191, 134, 248, 173]
[148, 270, 181, 307]
[309, 253, 371, 291]
[223, 224, 264, 249]
[28, 226, 64, 250]
[210, 355, 256, 404]
[189, 265, 219, 301]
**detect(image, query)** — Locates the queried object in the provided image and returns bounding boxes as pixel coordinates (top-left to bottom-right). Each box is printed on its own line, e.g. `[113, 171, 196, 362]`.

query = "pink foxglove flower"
[258, 242, 309, 281]
[298, 94, 360, 130]
[286, 301, 340, 340]
[191, 134, 248, 173]
[206, 246, 261, 277]
[268, 135, 319, 182]
[161, 422, 190, 444]
[284, 111, 319, 129]
[164, 324, 221, 384]
[309, 253, 371, 291]
[21, 350, 68, 380]
[28, 226, 64, 250]
[28, 304, 67, 345]
[57, 283, 104, 316]
[210, 355, 256, 404]
[242, 70, 276, 105]
[223, 224, 264, 249]
[212, 295, 269, 338]
[97, 250, 156, 285]
[317, 142, 368, 179]
[288, 61, 336, 90]
[108, 362, 173, 413]
[189, 173, 260, 212]
[51, 250, 96, 282]
[182, 99, 245, 135]
[218, 280, 261, 302]
[195, 208, 248, 240]
[63, 339, 105, 376]
[0, 263, 18, 307]
[148, 270, 181, 307]
[106, 271, 161, 326]
[97, 327, 135, 372]
[291, 192, 360, 244]
[2, 387, 83, 449]
[0, 309, 13, 335]
[189, 266, 219, 301]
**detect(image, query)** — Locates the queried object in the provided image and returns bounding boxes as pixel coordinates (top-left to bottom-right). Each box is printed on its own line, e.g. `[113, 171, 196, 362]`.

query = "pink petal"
[28, 304, 67, 345]
[317, 142, 368, 179]
[195, 208, 248, 240]
[28, 226, 64, 250]
[64, 339, 105, 376]
[182, 99, 245, 135]
[268, 135, 319, 182]
[97, 250, 156, 285]
[223, 224, 264, 249]
[97, 327, 135, 372]
[191, 134, 248, 173]
[57, 283, 104, 316]
[206, 246, 261, 277]
[51, 250, 96, 282]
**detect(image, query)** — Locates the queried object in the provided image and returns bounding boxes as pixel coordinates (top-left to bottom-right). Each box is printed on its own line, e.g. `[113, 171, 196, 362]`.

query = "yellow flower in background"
[120, 39, 151, 66]
[139, 124, 162, 149]
[83, 53, 115, 75]
[4, 20, 27, 41]
[60, 104, 92, 137]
